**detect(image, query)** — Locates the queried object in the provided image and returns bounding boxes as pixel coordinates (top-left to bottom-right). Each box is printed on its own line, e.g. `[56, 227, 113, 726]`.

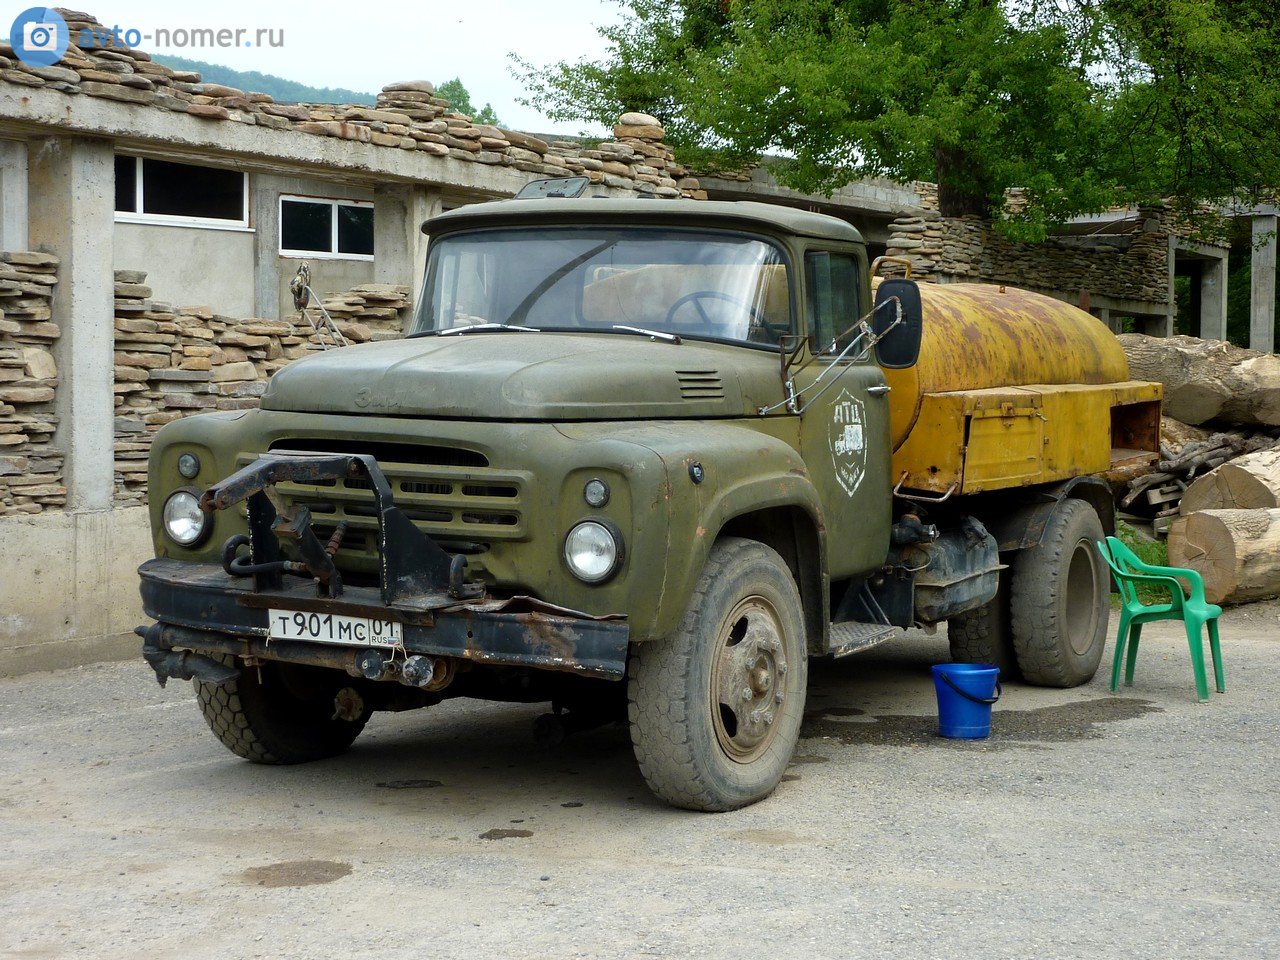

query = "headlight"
[564, 520, 623, 583]
[163, 489, 212, 547]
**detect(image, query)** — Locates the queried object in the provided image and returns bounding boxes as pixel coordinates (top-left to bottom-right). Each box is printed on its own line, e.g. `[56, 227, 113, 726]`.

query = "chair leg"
[1124, 623, 1142, 686]
[1208, 618, 1225, 693]
[1110, 613, 1130, 693]
[1186, 619, 1210, 702]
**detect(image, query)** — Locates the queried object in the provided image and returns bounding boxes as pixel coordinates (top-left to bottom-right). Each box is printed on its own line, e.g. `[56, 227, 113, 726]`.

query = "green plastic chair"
[1095, 537, 1224, 702]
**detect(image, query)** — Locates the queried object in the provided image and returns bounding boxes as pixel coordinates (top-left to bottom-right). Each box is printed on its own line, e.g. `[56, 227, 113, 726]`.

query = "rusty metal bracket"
[200, 452, 485, 605]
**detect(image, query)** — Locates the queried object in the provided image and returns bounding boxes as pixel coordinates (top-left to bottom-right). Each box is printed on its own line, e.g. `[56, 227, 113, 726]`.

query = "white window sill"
[279, 250, 375, 262]
[115, 214, 254, 233]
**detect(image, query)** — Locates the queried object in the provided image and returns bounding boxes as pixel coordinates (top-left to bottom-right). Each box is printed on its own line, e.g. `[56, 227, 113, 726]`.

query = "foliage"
[152, 54, 375, 105]
[436, 78, 502, 126]
[518, 0, 1280, 238]
[1114, 520, 1171, 605]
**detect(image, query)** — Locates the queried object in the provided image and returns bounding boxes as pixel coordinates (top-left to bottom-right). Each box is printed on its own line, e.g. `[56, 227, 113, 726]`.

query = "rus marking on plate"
[830, 389, 867, 497]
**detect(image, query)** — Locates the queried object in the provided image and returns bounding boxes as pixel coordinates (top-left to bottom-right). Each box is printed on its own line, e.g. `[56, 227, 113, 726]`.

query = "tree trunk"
[933, 144, 995, 219]
[1167, 508, 1280, 604]
[1119, 334, 1280, 427]
[1180, 449, 1280, 513]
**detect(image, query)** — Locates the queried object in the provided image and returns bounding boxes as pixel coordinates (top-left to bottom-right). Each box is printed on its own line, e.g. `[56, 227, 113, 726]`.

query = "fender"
[977, 475, 1116, 552]
[611, 421, 829, 644]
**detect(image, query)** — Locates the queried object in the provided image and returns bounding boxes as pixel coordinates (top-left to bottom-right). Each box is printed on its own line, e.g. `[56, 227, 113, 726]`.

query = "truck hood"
[260, 332, 773, 420]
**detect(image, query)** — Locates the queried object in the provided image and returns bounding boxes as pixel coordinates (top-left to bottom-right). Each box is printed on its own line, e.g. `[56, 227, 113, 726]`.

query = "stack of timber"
[1169, 509, 1280, 605]
[1117, 423, 1280, 534]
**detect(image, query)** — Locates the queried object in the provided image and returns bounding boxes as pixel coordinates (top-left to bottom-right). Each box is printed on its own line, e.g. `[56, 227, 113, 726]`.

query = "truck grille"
[243, 440, 527, 572]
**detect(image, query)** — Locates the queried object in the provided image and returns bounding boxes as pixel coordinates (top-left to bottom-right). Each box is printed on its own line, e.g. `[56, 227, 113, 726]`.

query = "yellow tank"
[880, 283, 1162, 494]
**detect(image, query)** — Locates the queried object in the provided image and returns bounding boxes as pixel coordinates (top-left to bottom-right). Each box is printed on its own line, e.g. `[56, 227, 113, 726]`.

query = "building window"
[114, 155, 249, 227]
[279, 196, 374, 260]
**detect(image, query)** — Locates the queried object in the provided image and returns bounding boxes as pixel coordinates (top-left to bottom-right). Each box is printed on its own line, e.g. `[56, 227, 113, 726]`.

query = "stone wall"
[0, 11, 702, 200]
[113, 273, 411, 505]
[0, 252, 64, 515]
[885, 184, 1171, 306]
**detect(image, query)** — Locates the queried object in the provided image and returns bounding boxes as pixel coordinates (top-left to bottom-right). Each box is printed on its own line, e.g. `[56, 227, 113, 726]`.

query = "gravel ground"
[3, 603, 1278, 960]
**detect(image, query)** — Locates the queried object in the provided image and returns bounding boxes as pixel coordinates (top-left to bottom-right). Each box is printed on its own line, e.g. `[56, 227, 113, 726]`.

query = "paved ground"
[3, 603, 1279, 960]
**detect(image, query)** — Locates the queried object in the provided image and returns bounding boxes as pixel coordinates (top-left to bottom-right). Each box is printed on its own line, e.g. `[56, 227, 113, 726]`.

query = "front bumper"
[141, 450, 629, 680]
[140, 559, 630, 679]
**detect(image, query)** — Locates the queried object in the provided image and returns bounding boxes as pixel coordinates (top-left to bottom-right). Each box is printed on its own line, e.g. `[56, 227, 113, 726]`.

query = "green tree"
[518, 0, 1280, 239]
[436, 77, 503, 126]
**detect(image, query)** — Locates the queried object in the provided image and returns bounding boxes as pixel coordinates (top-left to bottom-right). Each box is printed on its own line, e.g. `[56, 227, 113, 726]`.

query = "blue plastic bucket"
[932, 663, 1001, 739]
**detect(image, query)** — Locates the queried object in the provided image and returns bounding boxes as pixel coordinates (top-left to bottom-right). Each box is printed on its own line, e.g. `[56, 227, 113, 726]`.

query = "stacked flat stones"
[0, 252, 63, 515]
[885, 185, 1171, 304]
[113, 273, 411, 504]
[0, 10, 701, 199]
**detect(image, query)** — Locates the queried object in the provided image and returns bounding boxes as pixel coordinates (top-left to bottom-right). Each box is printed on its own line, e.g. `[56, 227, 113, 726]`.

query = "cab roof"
[424, 197, 865, 244]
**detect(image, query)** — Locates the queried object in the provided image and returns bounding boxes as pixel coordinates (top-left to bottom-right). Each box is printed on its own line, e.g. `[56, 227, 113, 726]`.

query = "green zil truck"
[139, 185, 1161, 810]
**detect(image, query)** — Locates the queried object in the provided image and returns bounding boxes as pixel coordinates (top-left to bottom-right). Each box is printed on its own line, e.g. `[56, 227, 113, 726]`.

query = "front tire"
[627, 538, 808, 811]
[1009, 498, 1109, 687]
[195, 655, 370, 764]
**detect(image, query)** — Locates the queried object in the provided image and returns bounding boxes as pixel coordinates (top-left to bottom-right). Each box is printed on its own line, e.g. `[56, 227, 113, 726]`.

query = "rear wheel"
[628, 538, 807, 811]
[195, 655, 370, 764]
[1009, 498, 1108, 687]
[948, 568, 1022, 680]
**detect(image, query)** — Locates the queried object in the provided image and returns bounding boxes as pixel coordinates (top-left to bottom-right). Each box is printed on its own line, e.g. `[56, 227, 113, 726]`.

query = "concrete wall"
[250, 172, 376, 319]
[114, 220, 256, 316]
[0, 138, 28, 250]
[0, 506, 152, 673]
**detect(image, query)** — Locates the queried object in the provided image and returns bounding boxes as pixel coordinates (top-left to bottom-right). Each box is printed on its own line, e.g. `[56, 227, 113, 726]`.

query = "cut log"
[1168, 508, 1280, 604]
[1119, 334, 1280, 427]
[1180, 449, 1280, 514]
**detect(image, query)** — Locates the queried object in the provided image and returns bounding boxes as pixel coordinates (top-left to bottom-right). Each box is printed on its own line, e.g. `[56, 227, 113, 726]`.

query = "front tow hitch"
[198, 451, 486, 603]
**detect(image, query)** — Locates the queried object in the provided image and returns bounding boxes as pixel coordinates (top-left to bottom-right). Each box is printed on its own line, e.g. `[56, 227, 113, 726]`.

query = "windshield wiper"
[611, 325, 681, 344]
[437, 323, 539, 336]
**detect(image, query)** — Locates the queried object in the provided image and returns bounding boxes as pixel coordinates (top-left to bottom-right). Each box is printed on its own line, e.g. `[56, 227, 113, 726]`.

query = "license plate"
[268, 609, 401, 648]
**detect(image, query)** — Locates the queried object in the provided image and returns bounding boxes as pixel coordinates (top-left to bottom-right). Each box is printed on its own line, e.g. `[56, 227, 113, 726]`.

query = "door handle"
[867, 384, 891, 396]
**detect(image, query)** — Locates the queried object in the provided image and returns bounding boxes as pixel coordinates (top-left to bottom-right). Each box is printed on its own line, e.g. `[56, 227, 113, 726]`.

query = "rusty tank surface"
[882, 282, 1162, 494]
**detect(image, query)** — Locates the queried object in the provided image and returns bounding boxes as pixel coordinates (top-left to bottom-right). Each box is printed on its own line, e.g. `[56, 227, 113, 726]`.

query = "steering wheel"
[664, 290, 788, 342]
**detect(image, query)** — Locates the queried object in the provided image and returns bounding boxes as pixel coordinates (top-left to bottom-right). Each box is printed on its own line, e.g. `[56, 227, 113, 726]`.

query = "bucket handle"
[940, 671, 1002, 706]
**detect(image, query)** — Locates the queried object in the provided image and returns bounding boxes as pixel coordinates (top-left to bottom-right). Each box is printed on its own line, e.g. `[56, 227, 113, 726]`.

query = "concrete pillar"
[26, 136, 116, 512]
[1200, 254, 1229, 342]
[374, 184, 440, 313]
[0, 139, 29, 250]
[251, 173, 280, 320]
[1251, 214, 1277, 353]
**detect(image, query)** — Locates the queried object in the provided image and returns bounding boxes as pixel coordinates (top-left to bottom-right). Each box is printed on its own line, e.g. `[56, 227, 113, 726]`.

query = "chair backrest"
[1096, 537, 1186, 611]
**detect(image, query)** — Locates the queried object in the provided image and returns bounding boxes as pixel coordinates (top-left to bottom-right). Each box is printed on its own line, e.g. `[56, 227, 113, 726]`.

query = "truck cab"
[139, 192, 1159, 811]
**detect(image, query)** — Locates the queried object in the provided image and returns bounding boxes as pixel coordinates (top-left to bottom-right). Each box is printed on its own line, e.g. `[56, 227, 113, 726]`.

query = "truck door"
[790, 248, 892, 578]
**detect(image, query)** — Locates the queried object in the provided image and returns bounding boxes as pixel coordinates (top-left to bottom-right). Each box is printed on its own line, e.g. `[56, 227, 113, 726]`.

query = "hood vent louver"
[676, 369, 724, 400]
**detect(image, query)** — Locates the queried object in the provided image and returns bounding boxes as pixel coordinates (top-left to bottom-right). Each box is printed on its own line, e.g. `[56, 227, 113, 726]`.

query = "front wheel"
[195, 655, 370, 764]
[627, 538, 808, 811]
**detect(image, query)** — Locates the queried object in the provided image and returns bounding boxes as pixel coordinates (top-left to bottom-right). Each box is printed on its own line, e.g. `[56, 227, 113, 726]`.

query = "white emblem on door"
[830, 389, 867, 497]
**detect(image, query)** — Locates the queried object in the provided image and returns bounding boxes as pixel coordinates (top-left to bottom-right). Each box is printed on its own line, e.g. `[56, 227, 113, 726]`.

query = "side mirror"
[873, 278, 923, 369]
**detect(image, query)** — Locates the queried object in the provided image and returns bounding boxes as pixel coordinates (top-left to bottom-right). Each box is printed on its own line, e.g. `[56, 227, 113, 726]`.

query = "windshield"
[412, 227, 791, 345]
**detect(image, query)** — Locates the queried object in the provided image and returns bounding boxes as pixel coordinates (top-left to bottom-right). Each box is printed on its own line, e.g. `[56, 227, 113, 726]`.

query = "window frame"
[113, 155, 252, 231]
[278, 194, 375, 261]
[802, 242, 869, 363]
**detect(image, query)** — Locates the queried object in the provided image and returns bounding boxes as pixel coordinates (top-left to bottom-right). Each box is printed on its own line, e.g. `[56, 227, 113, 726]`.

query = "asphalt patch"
[480, 828, 534, 840]
[801, 697, 1161, 748]
[239, 860, 352, 888]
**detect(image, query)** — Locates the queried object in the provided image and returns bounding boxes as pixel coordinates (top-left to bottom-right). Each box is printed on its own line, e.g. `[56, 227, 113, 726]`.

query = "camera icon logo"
[24, 22, 60, 52]
[10, 7, 70, 67]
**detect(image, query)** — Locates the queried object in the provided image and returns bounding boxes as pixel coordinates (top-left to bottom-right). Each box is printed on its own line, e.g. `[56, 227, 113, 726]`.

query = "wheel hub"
[710, 597, 788, 763]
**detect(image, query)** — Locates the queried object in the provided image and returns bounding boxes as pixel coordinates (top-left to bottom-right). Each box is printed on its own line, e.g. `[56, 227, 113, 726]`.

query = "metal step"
[827, 620, 898, 658]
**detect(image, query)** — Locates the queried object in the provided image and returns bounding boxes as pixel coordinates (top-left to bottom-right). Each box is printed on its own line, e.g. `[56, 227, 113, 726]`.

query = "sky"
[5, 0, 626, 133]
